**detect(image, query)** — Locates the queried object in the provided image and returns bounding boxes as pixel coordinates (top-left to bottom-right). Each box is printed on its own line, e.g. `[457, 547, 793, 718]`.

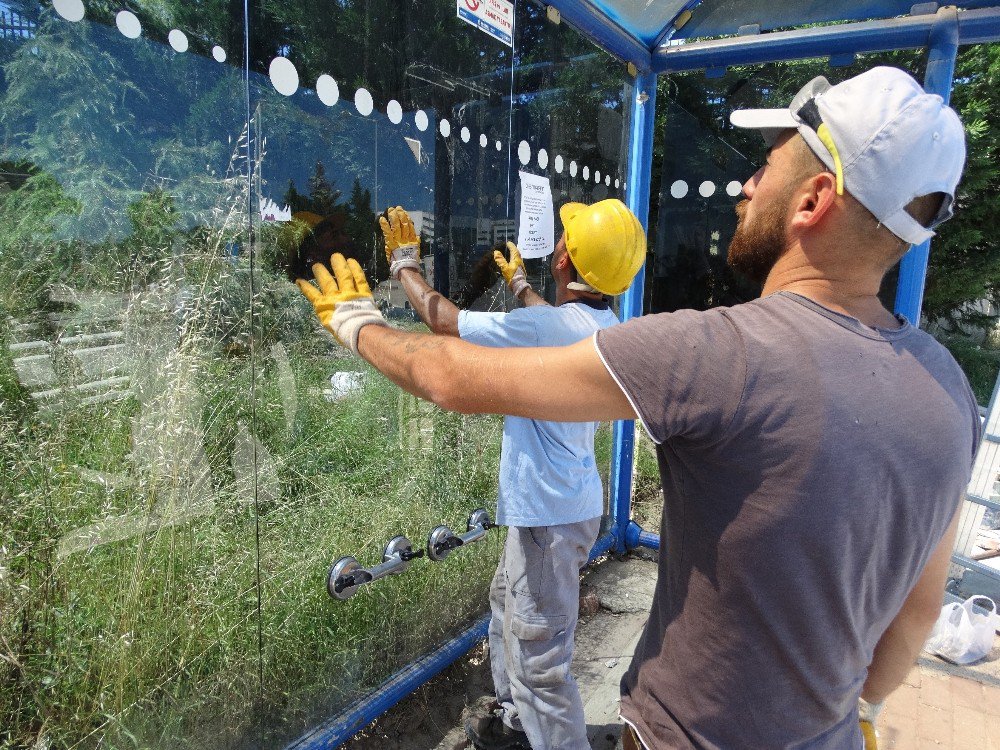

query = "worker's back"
[459, 300, 618, 526]
[596, 291, 980, 749]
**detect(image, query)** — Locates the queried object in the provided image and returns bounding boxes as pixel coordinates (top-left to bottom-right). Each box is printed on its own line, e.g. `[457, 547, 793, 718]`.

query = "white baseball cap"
[730, 66, 965, 245]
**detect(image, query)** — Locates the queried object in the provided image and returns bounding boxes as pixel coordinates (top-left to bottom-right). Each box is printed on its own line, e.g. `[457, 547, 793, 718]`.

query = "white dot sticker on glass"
[386, 100, 402, 124]
[479, 133, 488, 148]
[582, 166, 590, 180]
[495, 140, 502, 152]
[517, 141, 531, 166]
[212, 46, 227, 63]
[317, 75, 339, 106]
[569, 161, 578, 177]
[615, 179, 620, 189]
[415, 110, 429, 131]
[699, 181, 716, 198]
[439, 119, 451, 137]
[354, 88, 374, 116]
[726, 180, 743, 197]
[53, 0, 84, 22]
[605, 175, 611, 186]
[670, 180, 689, 199]
[595, 170, 601, 183]
[116, 11, 141, 38]
[269, 57, 299, 97]
[461, 127, 470, 143]
[168, 29, 188, 52]
[554, 155, 563, 173]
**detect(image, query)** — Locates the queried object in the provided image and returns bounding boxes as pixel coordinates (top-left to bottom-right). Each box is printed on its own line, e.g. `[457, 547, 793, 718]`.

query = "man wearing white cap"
[297, 67, 980, 749]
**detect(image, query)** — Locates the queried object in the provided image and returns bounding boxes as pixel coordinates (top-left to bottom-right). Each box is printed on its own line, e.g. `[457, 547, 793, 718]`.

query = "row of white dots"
[54, 0, 228, 60]
[670, 180, 743, 199]
[52, 0, 622, 189]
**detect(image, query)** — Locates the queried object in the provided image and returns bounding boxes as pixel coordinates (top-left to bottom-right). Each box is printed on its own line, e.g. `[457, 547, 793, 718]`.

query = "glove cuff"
[858, 698, 884, 724]
[390, 258, 421, 279]
[329, 299, 389, 356]
[508, 271, 530, 297]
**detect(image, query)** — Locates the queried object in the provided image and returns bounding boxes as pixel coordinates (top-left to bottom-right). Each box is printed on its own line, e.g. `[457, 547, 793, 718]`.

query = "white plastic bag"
[924, 596, 999, 665]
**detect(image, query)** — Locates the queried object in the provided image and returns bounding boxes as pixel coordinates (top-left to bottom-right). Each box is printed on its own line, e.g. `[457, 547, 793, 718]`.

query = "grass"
[0, 318, 504, 749]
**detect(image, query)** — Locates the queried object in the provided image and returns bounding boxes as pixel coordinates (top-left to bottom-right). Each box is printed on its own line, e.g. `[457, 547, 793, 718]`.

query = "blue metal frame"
[894, 8, 961, 325]
[609, 72, 658, 554]
[652, 6, 1000, 71]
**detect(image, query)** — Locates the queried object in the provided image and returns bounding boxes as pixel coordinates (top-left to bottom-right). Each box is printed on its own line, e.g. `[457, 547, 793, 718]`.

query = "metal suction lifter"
[327, 535, 423, 601]
[427, 508, 496, 562]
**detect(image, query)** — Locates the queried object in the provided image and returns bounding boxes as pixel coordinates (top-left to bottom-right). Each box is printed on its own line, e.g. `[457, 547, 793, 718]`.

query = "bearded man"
[297, 67, 980, 749]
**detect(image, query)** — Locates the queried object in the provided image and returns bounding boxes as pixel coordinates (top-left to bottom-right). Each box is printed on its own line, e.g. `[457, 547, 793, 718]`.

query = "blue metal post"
[609, 72, 657, 554]
[894, 8, 959, 326]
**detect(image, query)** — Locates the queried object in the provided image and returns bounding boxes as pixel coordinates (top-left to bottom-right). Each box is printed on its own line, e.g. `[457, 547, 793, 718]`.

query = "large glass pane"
[637, 53, 927, 533]
[245, 1, 513, 743]
[507, 3, 631, 506]
[1, 0, 634, 746]
[0, 2, 258, 747]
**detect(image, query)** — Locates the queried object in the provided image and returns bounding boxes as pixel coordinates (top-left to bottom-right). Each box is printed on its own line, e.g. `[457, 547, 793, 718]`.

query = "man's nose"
[742, 166, 764, 200]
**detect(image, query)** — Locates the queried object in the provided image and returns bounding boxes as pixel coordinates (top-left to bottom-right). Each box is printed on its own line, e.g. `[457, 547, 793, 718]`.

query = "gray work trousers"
[489, 517, 602, 750]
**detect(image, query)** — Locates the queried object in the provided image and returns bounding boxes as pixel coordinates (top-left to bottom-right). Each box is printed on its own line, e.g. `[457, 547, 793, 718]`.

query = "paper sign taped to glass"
[516, 171, 554, 259]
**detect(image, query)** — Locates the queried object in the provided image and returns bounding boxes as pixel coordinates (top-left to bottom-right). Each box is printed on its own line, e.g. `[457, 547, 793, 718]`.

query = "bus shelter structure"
[291, 2, 1000, 747]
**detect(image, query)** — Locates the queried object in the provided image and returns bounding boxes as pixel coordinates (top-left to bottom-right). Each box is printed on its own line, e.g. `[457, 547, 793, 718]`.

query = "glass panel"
[0, 1, 257, 747]
[640, 52, 927, 534]
[506, 3, 631, 507]
[246, 1, 508, 744]
[1, 0, 632, 745]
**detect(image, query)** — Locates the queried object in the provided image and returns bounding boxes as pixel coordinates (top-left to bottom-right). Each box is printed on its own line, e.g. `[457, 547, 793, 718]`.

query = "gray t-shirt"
[595, 292, 980, 750]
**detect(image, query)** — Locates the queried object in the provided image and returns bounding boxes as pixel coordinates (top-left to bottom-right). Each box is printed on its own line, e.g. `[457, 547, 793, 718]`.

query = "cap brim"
[730, 108, 798, 147]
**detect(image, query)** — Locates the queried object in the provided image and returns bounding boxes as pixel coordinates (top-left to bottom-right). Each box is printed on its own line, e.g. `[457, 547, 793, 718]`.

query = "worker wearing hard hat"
[298, 67, 978, 750]
[373, 199, 643, 750]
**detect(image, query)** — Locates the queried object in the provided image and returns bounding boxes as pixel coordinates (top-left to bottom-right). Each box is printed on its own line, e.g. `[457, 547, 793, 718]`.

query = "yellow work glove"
[379, 206, 421, 279]
[296, 253, 388, 355]
[493, 241, 530, 297]
[858, 697, 883, 750]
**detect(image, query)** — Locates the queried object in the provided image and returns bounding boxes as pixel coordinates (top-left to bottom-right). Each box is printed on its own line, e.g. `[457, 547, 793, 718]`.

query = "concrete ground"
[344, 553, 1000, 750]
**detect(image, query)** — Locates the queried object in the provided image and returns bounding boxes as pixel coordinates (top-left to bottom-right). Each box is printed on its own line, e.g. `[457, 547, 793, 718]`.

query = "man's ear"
[554, 250, 571, 271]
[790, 172, 837, 231]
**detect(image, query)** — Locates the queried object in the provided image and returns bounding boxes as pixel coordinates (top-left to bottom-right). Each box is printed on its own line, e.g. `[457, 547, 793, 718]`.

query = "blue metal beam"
[609, 72, 657, 554]
[894, 7, 960, 326]
[285, 614, 492, 750]
[544, 0, 652, 71]
[652, 6, 1000, 73]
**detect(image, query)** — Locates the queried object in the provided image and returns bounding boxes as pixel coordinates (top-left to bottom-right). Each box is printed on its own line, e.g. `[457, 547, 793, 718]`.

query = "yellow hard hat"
[558, 199, 646, 296]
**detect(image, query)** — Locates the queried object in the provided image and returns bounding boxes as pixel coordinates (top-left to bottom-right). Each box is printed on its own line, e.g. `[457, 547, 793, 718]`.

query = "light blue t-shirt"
[458, 300, 619, 527]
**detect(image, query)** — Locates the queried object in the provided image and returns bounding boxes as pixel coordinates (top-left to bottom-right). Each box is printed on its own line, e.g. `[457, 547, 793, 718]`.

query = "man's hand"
[379, 206, 421, 279]
[296, 253, 388, 355]
[494, 241, 530, 297]
[859, 698, 883, 750]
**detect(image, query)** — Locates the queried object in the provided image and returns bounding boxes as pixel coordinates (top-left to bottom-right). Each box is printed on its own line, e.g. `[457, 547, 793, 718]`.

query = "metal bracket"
[427, 508, 495, 562]
[327, 535, 423, 601]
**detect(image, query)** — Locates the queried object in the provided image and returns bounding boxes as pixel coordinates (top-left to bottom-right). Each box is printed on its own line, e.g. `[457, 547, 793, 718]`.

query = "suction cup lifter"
[326, 510, 497, 601]
[327, 535, 423, 601]
[427, 508, 496, 562]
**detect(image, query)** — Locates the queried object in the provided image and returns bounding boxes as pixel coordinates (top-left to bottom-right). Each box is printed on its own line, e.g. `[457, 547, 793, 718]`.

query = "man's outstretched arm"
[397, 268, 460, 336]
[357, 324, 636, 422]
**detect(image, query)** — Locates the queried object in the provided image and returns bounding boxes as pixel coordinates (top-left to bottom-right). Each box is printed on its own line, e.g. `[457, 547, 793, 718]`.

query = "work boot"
[463, 698, 531, 750]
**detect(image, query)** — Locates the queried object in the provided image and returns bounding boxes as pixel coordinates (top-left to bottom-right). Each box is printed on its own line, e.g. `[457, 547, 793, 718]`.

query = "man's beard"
[727, 198, 789, 285]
